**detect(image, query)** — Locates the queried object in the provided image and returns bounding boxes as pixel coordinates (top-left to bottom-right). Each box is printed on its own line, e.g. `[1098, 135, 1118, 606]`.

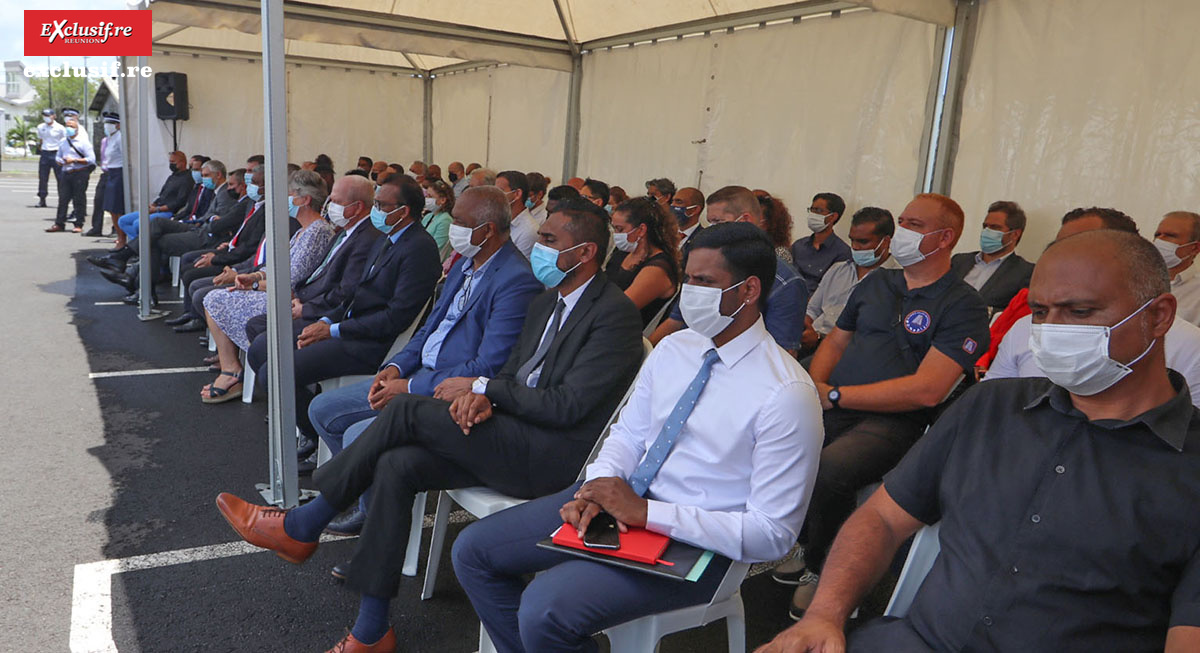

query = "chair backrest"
[883, 522, 941, 617]
[576, 337, 654, 480]
[642, 293, 678, 338]
[381, 297, 434, 362]
[700, 561, 751, 620]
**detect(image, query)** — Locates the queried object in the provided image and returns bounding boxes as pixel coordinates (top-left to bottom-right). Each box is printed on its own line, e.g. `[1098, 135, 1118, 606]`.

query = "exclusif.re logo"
[24, 9, 152, 56]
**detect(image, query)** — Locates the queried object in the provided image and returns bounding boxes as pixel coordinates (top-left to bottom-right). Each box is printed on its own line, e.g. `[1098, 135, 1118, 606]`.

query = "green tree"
[5, 116, 37, 155]
[26, 75, 101, 120]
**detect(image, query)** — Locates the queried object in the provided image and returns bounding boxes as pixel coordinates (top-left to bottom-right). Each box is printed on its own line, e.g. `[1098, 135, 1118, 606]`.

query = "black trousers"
[145, 220, 200, 282]
[55, 167, 91, 227]
[246, 317, 383, 438]
[38, 149, 60, 201]
[90, 170, 109, 232]
[802, 408, 927, 573]
[313, 392, 591, 598]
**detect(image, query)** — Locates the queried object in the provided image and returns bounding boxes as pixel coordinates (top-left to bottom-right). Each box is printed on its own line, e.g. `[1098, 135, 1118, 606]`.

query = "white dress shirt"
[525, 274, 594, 388]
[510, 208, 539, 259]
[585, 318, 824, 563]
[37, 121, 66, 152]
[962, 251, 1012, 291]
[453, 176, 470, 197]
[529, 200, 548, 225]
[985, 313, 1200, 406]
[101, 130, 123, 170]
[1171, 266, 1200, 326]
[679, 222, 701, 247]
[806, 258, 900, 336]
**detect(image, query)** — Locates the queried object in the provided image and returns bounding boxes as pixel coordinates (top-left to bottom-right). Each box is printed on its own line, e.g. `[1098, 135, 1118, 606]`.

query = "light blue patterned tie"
[627, 348, 720, 496]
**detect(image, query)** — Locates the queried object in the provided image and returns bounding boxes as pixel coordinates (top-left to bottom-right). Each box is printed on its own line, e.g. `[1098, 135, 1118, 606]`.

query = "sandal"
[202, 371, 244, 404]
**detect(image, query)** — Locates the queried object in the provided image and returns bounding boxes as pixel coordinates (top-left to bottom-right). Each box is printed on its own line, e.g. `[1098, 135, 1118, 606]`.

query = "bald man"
[986, 209, 1200, 407]
[566, 176, 585, 190]
[449, 161, 468, 197]
[760, 228, 1200, 653]
[670, 186, 706, 245]
[776, 193, 990, 618]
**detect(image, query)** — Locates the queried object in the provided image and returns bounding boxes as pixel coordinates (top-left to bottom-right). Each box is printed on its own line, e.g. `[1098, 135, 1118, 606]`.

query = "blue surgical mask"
[370, 206, 400, 233]
[191, 170, 202, 184]
[851, 241, 884, 267]
[525, 198, 535, 210]
[671, 206, 688, 222]
[530, 242, 585, 288]
[244, 172, 254, 185]
[287, 195, 300, 218]
[66, 126, 77, 137]
[201, 177, 215, 190]
[246, 183, 262, 202]
[605, 205, 613, 215]
[979, 227, 1009, 254]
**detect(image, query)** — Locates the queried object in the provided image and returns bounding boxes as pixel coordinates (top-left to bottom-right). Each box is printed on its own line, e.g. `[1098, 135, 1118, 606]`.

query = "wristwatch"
[251, 281, 260, 291]
[471, 376, 490, 395]
[827, 387, 841, 408]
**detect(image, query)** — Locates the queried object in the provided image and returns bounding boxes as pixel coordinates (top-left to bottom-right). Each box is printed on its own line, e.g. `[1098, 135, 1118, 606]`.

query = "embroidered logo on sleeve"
[963, 337, 978, 354]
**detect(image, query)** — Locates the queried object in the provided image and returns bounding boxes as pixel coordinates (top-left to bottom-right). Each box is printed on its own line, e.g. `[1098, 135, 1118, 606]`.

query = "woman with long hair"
[606, 196, 681, 328]
[422, 179, 454, 260]
[755, 189, 795, 265]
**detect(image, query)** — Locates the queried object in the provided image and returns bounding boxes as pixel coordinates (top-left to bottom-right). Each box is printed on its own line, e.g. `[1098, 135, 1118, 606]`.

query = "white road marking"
[88, 367, 209, 379]
[93, 300, 183, 306]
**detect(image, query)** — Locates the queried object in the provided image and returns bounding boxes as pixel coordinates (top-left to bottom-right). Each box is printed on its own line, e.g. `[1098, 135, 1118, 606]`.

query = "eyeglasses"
[372, 200, 398, 211]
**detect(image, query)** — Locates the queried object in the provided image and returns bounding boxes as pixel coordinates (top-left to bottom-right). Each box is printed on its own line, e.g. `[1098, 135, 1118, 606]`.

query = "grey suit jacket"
[950, 251, 1034, 310]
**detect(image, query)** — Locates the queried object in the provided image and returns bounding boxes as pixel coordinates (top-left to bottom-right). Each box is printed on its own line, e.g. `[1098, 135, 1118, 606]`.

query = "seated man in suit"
[760, 229, 1200, 653]
[950, 200, 1034, 311]
[651, 186, 808, 355]
[216, 199, 644, 653]
[454, 222, 823, 652]
[174, 164, 269, 298]
[244, 174, 441, 440]
[305, 186, 543, 536]
[776, 193, 990, 619]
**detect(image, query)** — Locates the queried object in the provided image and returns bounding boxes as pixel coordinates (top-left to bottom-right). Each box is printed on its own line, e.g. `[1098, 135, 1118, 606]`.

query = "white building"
[2, 61, 38, 151]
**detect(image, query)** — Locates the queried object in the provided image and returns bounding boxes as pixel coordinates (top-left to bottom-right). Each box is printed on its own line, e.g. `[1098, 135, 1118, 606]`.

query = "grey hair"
[645, 177, 677, 197]
[202, 159, 226, 179]
[461, 186, 511, 234]
[1049, 229, 1170, 305]
[339, 173, 376, 209]
[469, 167, 498, 186]
[288, 169, 329, 208]
[1165, 210, 1200, 243]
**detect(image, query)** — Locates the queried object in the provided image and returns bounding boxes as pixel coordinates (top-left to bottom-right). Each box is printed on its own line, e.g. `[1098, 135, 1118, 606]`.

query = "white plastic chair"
[883, 522, 941, 617]
[603, 561, 751, 653]
[421, 338, 654, 603]
[169, 255, 183, 298]
[642, 292, 677, 339]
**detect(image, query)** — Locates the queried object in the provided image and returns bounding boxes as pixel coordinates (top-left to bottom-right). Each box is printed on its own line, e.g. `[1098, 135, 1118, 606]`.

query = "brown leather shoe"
[325, 628, 397, 653]
[214, 493, 318, 564]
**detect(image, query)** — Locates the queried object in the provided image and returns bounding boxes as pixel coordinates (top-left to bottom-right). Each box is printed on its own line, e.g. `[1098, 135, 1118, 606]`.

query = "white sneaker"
[788, 571, 821, 621]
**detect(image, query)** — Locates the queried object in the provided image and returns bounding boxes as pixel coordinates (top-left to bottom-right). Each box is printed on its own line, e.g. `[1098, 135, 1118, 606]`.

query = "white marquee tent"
[119, 0, 1200, 504]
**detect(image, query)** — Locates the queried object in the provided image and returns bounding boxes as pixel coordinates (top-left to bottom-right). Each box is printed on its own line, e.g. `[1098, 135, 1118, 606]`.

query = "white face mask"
[680, 280, 747, 339]
[325, 200, 351, 228]
[807, 211, 831, 233]
[103, 123, 117, 136]
[448, 223, 487, 258]
[612, 231, 638, 253]
[1154, 238, 1195, 269]
[1029, 298, 1156, 396]
[424, 196, 438, 213]
[890, 225, 947, 267]
[44, 116, 53, 124]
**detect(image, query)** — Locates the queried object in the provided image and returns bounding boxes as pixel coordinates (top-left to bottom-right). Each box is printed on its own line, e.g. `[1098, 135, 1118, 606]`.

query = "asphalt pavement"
[0, 168, 891, 652]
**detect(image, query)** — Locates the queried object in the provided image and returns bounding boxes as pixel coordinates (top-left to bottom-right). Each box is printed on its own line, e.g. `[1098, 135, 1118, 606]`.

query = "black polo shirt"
[872, 374, 1200, 651]
[829, 268, 989, 388]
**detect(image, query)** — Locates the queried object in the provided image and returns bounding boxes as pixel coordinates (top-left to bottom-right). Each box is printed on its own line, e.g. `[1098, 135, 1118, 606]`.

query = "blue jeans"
[117, 210, 173, 241]
[451, 483, 731, 653]
[310, 378, 378, 514]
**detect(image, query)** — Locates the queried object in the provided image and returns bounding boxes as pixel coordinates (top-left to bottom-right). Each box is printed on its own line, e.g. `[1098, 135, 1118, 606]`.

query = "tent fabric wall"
[578, 10, 936, 238]
[431, 65, 570, 177]
[951, 0, 1200, 259]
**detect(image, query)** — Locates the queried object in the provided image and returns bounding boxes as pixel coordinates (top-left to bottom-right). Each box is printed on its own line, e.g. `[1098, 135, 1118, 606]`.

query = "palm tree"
[5, 116, 37, 156]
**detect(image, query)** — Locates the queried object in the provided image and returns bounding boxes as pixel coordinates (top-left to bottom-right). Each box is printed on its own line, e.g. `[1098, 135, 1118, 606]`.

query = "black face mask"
[169, 163, 179, 173]
[448, 172, 459, 183]
[370, 172, 378, 181]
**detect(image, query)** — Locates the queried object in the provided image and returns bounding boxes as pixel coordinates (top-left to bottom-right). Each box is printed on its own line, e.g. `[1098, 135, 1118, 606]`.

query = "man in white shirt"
[527, 172, 550, 225]
[1153, 211, 1200, 326]
[451, 222, 824, 653]
[497, 170, 539, 258]
[986, 210, 1200, 407]
[802, 207, 897, 355]
[35, 108, 66, 208]
[949, 200, 1034, 311]
[48, 109, 96, 233]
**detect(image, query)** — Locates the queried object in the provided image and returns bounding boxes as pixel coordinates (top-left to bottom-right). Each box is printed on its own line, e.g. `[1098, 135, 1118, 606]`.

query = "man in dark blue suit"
[306, 185, 543, 535]
[246, 174, 441, 439]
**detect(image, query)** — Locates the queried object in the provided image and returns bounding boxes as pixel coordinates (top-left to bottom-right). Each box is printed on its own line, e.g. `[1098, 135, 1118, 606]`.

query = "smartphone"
[582, 512, 621, 550]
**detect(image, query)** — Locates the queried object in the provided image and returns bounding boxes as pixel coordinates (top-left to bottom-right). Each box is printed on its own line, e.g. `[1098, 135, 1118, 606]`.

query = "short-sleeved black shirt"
[830, 269, 989, 388]
[875, 374, 1200, 651]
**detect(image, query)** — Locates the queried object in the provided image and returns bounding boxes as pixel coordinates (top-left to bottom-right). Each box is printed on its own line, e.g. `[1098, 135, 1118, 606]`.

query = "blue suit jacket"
[387, 240, 543, 396]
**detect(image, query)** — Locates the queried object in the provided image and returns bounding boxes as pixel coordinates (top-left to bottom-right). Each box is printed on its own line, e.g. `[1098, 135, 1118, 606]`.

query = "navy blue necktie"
[627, 348, 720, 496]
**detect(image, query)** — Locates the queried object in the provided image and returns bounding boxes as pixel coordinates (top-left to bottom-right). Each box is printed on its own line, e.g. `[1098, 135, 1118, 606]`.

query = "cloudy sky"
[1, 0, 132, 69]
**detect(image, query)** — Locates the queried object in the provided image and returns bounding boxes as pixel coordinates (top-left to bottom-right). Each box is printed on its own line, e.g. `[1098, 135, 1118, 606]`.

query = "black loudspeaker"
[154, 72, 189, 120]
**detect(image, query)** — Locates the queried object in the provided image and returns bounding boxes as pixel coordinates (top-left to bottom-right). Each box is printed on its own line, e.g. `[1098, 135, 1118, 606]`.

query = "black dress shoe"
[297, 451, 318, 476]
[35, 199, 47, 208]
[173, 318, 205, 333]
[83, 229, 103, 237]
[122, 292, 157, 307]
[331, 559, 352, 581]
[86, 255, 122, 272]
[101, 269, 137, 292]
[296, 434, 319, 461]
[165, 314, 195, 326]
[324, 509, 366, 537]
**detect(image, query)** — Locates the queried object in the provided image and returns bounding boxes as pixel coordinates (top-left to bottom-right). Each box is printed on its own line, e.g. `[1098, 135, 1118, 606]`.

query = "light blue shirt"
[326, 221, 412, 338]
[417, 251, 498, 370]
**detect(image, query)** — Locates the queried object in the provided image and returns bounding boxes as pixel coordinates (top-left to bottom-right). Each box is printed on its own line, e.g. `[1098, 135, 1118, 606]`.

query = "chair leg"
[170, 256, 181, 287]
[479, 624, 499, 653]
[605, 619, 662, 653]
[420, 491, 453, 600]
[241, 353, 255, 404]
[207, 328, 216, 352]
[401, 491, 426, 577]
[725, 611, 746, 653]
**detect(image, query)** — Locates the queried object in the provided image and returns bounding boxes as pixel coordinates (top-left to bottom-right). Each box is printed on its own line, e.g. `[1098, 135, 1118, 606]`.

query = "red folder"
[551, 523, 672, 566]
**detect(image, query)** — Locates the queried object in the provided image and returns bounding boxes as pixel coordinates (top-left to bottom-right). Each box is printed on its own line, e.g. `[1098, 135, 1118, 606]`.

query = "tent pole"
[561, 54, 582, 182]
[135, 54, 153, 320]
[927, 0, 979, 196]
[423, 75, 434, 164]
[915, 25, 949, 195]
[118, 56, 133, 215]
[257, 0, 300, 508]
